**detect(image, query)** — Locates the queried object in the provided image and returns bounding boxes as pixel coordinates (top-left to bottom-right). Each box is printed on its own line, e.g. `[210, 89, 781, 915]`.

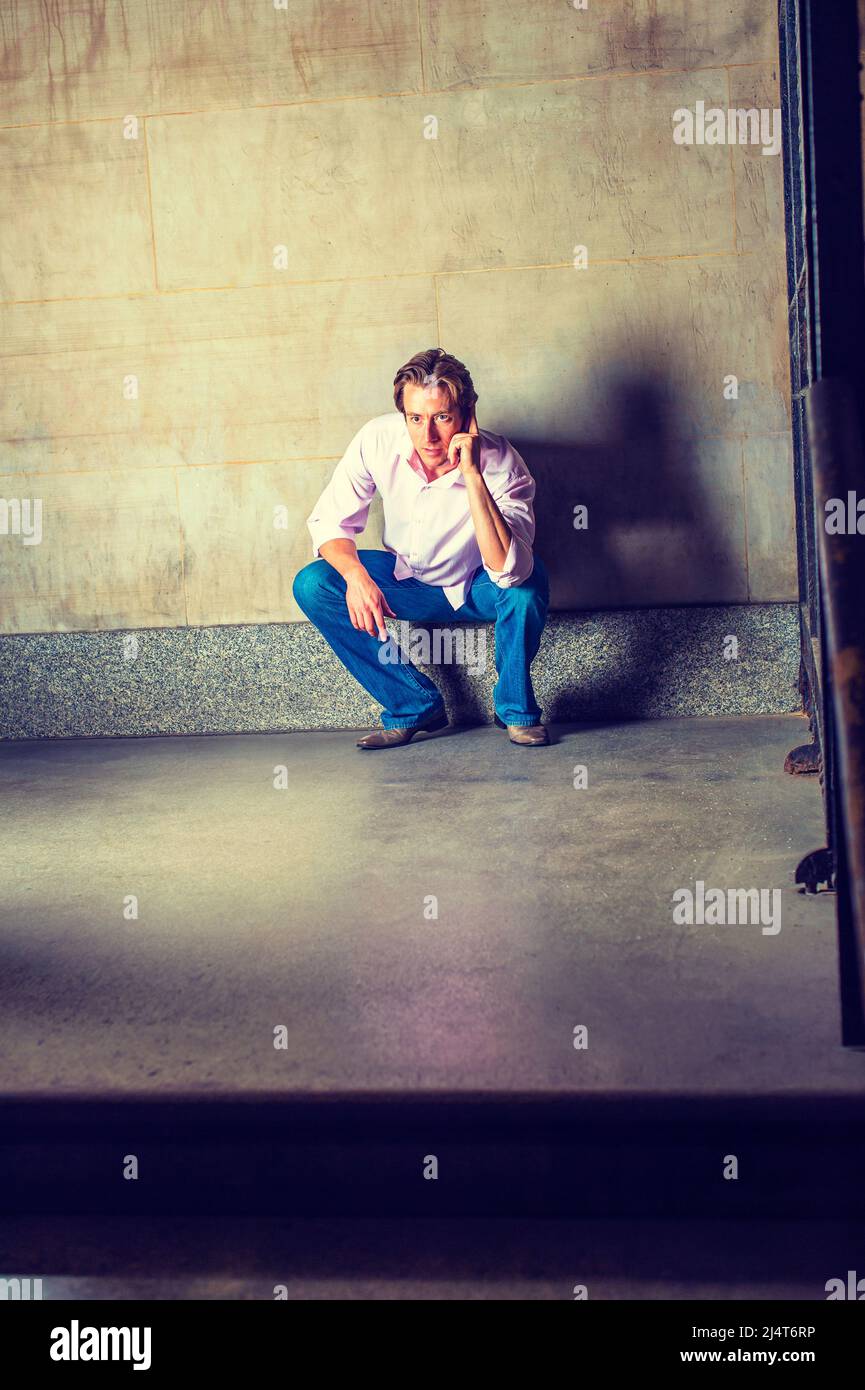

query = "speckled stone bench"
[0, 604, 801, 738]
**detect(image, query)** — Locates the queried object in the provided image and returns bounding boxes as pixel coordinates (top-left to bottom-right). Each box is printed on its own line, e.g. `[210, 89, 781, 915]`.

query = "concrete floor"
[0, 713, 859, 1097]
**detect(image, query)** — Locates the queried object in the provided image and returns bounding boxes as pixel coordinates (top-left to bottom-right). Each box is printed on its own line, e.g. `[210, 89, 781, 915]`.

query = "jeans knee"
[528, 555, 550, 602]
[292, 560, 334, 613]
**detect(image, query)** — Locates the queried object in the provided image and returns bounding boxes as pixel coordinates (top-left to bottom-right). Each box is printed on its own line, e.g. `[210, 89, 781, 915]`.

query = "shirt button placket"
[410, 488, 422, 568]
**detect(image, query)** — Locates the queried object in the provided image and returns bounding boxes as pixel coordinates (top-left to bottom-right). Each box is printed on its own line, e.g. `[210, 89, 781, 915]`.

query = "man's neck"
[418, 454, 459, 484]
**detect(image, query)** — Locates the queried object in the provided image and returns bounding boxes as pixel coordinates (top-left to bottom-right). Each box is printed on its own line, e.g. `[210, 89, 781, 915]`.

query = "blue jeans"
[293, 549, 549, 728]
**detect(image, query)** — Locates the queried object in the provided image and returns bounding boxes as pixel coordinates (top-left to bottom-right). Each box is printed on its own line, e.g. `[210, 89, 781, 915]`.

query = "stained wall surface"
[0, 1, 795, 633]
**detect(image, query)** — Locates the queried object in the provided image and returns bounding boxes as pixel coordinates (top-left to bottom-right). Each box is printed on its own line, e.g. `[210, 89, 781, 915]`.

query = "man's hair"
[393, 348, 477, 422]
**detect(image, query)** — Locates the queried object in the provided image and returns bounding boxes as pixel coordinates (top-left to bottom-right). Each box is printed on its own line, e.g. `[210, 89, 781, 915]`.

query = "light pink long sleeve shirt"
[305, 412, 536, 610]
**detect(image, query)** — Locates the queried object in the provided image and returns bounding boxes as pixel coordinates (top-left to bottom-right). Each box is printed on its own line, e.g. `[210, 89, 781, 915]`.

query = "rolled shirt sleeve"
[481, 462, 536, 588]
[306, 422, 378, 557]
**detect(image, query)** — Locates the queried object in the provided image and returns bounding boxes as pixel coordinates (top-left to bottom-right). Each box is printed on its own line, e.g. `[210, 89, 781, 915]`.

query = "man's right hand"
[344, 565, 397, 640]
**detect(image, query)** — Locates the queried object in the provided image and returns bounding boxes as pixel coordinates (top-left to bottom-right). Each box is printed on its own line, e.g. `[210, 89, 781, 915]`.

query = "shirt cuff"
[308, 523, 362, 558]
[482, 532, 534, 587]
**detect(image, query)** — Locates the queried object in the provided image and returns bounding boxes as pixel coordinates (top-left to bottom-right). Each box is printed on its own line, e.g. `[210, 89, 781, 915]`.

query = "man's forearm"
[463, 471, 512, 571]
[319, 538, 366, 578]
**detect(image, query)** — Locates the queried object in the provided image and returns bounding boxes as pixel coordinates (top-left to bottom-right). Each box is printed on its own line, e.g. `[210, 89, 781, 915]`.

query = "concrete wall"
[0, 0, 794, 636]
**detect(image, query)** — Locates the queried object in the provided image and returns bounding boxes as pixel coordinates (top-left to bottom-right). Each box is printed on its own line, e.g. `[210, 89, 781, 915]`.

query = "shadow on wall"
[499, 356, 747, 722]
[518, 357, 742, 613]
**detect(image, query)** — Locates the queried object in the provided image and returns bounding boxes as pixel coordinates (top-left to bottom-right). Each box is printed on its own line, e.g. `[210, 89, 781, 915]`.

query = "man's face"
[402, 383, 465, 469]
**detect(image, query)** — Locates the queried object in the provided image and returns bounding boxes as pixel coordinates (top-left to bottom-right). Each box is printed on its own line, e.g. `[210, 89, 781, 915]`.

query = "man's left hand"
[448, 408, 481, 476]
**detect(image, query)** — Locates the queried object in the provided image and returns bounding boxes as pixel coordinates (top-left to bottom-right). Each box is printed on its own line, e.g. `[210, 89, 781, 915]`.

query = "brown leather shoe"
[494, 714, 550, 746]
[356, 710, 448, 750]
